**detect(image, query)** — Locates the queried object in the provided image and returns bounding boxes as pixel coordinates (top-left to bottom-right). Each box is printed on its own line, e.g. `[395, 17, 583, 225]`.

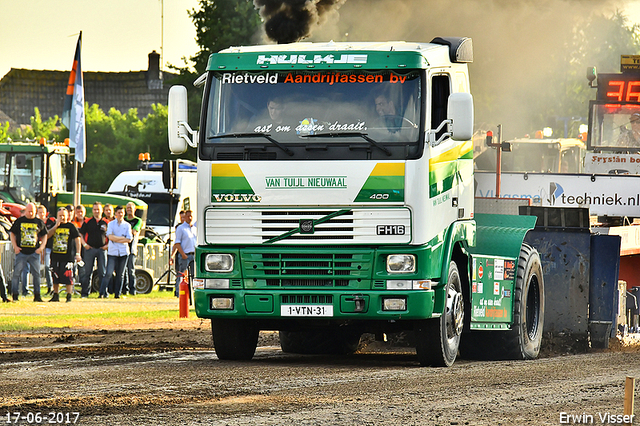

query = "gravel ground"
[2, 298, 640, 425]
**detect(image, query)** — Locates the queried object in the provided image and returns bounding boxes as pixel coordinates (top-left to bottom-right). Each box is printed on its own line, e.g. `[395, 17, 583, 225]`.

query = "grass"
[0, 288, 199, 332]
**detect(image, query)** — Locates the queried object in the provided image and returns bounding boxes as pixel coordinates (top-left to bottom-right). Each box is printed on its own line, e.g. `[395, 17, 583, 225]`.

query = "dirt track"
[2, 317, 640, 426]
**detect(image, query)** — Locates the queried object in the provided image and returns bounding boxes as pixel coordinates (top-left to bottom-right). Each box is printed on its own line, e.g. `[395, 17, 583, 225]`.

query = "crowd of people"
[1, 201, 155, 303]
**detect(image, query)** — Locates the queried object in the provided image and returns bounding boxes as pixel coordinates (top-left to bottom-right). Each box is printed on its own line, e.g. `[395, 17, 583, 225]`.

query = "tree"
[9, 108, 60, 141]
[537, 10, 640, 138]
[189, 0, 262, 74]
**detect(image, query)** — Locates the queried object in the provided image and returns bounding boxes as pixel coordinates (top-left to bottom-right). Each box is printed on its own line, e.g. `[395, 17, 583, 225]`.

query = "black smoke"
[254, 0, 347, 44]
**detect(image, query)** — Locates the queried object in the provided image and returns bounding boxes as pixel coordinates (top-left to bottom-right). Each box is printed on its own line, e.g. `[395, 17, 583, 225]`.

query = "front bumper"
[194, 288, 437, 322]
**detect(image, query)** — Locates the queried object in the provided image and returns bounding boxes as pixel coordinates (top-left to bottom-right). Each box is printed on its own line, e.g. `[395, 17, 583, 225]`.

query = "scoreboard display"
[597, 73, 640, 103]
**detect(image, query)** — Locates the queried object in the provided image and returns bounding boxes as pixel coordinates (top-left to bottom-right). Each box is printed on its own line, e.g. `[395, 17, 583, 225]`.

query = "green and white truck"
[168, 37, 545, 366]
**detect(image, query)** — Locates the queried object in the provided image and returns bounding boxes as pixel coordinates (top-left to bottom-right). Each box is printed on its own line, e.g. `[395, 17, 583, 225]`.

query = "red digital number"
[627, 81, 640, 102]
[605, 80, 640, 102]
[607, 81, 624, 101]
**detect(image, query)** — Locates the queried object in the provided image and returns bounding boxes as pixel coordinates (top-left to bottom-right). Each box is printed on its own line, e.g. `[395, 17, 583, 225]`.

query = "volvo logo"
[299, 219, 314, 234]
[212, 194, 262, 202]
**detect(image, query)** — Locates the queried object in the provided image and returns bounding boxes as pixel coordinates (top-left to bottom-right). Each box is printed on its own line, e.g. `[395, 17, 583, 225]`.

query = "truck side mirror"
[448, 92, 474, 141]
[168, 85, 190, 154]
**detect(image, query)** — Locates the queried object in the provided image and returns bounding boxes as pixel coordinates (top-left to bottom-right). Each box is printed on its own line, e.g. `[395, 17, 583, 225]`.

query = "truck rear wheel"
[211, 319, 259, 361]
[415, 261, 463, 367]
[507, 243, 544, 359]
[461, 243, 544, 360]
[279, 328, 361, 355]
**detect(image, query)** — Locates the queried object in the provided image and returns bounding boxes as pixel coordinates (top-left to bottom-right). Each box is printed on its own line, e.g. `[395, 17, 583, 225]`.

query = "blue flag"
[62, 32, 86, 164]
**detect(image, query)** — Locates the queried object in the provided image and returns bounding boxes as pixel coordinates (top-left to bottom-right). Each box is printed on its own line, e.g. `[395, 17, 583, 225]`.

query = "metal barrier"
[134, 242, 172, 292]
[1, 241, 13, 286]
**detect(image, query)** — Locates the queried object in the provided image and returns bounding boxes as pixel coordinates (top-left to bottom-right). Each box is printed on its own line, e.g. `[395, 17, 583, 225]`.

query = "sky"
[3, 0, 640, 79]
[0, 0, 201, 78]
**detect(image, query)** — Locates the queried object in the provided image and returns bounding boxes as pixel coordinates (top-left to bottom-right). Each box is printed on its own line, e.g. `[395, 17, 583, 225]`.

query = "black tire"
[211, 319, 259, 361]
[506, 243, 544, 359]
[415, 261, 464, 367]
[279, 328, 361, 355]
[460, 244, 544, 360]
[91, 273, 101, 293]
[134, 270, 153, 294]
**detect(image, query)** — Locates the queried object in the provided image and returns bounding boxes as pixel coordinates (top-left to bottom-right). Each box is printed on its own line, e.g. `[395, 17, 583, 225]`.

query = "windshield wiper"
[301, 132, 392, 156]
[209, 133, 293, 156]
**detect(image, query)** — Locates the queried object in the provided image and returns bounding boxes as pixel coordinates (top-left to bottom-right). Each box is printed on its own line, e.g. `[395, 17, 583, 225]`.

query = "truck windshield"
[589, 101, 640, 152]
[0, 153, 43, 203]
[202, 69, 422, 161]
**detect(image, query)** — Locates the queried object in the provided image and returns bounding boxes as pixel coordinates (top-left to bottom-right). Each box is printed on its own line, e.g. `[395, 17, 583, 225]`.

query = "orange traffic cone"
[179, 273, 189, 318]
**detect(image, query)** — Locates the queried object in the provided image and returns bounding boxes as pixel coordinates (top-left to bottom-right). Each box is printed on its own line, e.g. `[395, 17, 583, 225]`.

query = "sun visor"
[430, 37, 473, 63]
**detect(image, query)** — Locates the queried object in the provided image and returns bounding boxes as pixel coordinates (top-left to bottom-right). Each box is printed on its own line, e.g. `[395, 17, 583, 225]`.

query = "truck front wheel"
[415, 261, 463, 367]
[211, 319, 259, 361]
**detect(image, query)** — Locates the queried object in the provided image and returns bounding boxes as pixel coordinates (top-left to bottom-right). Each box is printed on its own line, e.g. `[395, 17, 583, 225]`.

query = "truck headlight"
[205, 254, 234, 272]
[382, 297, 407, 311]
[205, 279, 230, 289]
[194, 278, 231, 289]
[386, 254, 415, 273]
[211, 297, 234, 310]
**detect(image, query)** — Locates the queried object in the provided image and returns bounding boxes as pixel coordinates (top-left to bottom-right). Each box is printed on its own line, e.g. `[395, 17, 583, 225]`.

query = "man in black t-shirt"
[79, 202, 108, 297]
[37, 204, 56, 295]
[47, 208, 82, 302]
[9, 203, 48, 302]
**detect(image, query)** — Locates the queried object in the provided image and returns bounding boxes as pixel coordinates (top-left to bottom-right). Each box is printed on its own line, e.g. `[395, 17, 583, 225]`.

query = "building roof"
[0, 51, 177, 125]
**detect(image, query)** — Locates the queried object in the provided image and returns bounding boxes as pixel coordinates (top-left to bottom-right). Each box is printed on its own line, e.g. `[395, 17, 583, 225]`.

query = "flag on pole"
[62, 32, 86, 164]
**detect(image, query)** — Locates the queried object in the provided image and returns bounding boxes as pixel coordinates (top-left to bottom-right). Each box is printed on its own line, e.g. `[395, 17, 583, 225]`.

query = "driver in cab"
[374, 93, 402, 133]
[618, 112, 640, 148]
[250, 96, 292, 134]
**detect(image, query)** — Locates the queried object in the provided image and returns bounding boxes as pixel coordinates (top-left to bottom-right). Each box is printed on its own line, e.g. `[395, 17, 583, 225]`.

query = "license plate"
[280, 304, 334, 317]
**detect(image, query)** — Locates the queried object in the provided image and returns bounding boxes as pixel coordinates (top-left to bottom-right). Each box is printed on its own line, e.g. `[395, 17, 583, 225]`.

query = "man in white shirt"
[99, 206, 132, 299]
[170, 210, 196, 297]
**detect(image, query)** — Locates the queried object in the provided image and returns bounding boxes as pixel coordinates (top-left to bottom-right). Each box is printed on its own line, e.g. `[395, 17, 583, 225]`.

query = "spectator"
[170, 209, 196, 297]
[123, 202, 142, 296]
[79, 202, 108, 298]
[71, 205, 86, 229]
[103, 204, 115, 223]
[99, 206, 132, 299]
[0, 264, 7, 303]
[17, 208, 30, 296]
[9, 202, 47, 302]
[47, 208, 82, 302]
[0, 201, 9, 302]
[173, 210, 186, 269]
[37, 204, 56, 295]
[176, 210, 186, 229]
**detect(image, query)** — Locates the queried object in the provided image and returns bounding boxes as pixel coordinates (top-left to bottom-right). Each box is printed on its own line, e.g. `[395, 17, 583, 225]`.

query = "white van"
[107, 161, 197, 241]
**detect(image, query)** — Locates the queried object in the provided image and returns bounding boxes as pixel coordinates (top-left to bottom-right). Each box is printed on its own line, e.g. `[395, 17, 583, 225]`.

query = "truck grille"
[241, 249, 372, 288]
[204, 208, 411, 244]
[281, 294, 333, 304]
